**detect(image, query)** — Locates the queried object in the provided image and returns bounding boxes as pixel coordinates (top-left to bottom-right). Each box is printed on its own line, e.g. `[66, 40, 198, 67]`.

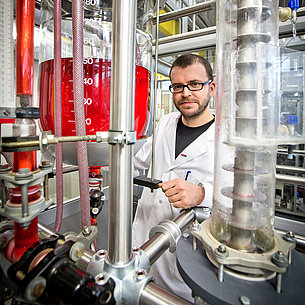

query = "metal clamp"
[108, 130, 136, 145]
[149, 220, 181, 253]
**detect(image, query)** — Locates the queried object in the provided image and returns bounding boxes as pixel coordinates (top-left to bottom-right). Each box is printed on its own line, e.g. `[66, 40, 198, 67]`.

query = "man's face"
[170, 62, 215, 119]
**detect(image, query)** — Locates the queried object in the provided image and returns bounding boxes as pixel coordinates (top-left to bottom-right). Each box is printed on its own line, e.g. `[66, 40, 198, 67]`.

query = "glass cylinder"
[38, 0, 153, 140]
[212, 0, 279, 253]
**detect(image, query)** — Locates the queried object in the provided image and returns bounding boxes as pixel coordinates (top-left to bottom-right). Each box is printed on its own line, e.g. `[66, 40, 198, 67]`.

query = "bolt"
[0, 164, 10, 173]
[82, 226, 92, 237]
[183, 232, 190, 239]
[240, 295, 250, 305]
[276, 273, 282, 294]
[192, 236, 198, 251]
[21, 221, 31, 229]
[18, 168, 30, 174]
[32, 283, 45, 299]
[16, 270, 26, 281]
[57, 239, 65, 246]
[218, 244, 226, 253]
[192, 220, 200, 231]
[3, 109, 10, 116]
[272, 251, 288, 268]
[286, 231, 294, 238]
[283, 230, 297, 243]
[218, 264, 224, 282]
[75, 246, 85, 258]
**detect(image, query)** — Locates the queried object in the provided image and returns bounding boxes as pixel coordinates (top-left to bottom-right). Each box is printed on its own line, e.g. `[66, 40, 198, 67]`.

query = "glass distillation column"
[194, 0, 297, 279]
[38, 0, 152, 194]
[212, 0, 280, 254]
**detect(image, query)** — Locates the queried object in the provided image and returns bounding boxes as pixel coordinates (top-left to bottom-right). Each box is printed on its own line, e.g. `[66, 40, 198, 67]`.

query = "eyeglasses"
[169, 80, 212, 93]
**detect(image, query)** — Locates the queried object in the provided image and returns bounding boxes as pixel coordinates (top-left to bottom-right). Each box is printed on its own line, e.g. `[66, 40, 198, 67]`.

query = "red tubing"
[16, 0, 35, 97]
[53, 0, 64, 232]
[72, 0, 91, 228]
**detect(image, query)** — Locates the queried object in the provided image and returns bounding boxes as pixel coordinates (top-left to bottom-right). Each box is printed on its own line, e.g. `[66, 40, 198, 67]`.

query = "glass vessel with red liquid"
[39, 1, 153, 159]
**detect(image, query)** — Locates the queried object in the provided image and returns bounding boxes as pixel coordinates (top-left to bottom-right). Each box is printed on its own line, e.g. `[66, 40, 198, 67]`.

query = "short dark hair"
[169, 54, 213, 81]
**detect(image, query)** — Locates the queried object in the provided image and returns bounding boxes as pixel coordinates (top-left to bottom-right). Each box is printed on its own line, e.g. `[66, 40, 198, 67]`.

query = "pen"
[185, 170, 191, 181]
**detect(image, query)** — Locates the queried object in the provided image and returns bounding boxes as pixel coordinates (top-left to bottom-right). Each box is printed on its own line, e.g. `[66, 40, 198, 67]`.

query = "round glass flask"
[38, 0, 153, 165]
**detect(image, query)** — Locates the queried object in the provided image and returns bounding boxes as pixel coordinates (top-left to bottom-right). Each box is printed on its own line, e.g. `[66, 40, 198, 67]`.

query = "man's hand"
[158, 178, 205, 209]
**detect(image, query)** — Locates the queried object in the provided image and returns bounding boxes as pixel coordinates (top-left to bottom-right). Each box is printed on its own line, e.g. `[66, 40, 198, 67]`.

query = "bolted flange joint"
[283, 231, 297, 243]
[215, 244, 229, 259]
[271, 251, 289, 268]
[15, 168, 33, 180]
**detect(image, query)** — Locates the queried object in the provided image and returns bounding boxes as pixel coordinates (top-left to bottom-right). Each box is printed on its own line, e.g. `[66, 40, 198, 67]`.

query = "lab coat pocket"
[184, 171, 202, 186]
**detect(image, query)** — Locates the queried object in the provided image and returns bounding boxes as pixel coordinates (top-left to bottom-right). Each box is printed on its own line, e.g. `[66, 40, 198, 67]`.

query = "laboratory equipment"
[175, 0, 305, 304]
[38, 0, 153, 166]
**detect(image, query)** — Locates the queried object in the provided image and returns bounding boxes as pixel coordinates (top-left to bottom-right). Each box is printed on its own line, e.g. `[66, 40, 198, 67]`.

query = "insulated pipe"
[53, 0, 63, 232]
[108, 0, 137, 265]
[140, 282, 193, 305]
[72, 1, 90, 229]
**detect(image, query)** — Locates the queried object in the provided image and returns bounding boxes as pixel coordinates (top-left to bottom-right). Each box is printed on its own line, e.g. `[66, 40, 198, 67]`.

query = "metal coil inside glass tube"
[211, 0, 280, 253]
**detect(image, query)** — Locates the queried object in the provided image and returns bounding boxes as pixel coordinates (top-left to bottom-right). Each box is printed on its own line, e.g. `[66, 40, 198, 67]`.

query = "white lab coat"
[132, 112, 215, 302]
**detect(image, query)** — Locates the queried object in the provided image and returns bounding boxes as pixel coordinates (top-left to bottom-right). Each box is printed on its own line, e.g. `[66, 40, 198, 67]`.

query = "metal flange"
[149, 219, 181, 253]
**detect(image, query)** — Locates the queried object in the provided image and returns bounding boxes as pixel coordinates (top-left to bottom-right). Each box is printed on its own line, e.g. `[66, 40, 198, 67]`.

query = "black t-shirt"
[175, 116, 215, 159]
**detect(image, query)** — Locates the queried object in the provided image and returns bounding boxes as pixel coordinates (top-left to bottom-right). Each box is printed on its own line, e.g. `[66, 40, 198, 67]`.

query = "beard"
[175, 97, 210, 118]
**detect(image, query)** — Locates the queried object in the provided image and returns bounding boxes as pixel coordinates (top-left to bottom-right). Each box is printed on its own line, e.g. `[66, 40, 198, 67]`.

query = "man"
[132, 54, 215, 302]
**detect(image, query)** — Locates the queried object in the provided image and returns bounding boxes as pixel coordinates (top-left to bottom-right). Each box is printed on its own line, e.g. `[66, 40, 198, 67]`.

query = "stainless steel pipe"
[276, 174, 305, 186]
[140, 282, 193, 305]
[152, 0, 215, 24]
[153, 26, 216, 46]
[276, 165, 305, 174]
[141, 209, 195, 265]
[108, 0, 137, 265]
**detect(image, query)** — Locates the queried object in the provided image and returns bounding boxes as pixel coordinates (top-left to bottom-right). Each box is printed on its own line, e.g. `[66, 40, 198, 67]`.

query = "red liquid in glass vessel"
[39, 58, 150, 138]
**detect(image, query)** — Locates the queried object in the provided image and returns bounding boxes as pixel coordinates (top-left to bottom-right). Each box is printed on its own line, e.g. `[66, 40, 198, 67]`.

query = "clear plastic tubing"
[212, 0, 280, 253]
[38, 0, 153, 139]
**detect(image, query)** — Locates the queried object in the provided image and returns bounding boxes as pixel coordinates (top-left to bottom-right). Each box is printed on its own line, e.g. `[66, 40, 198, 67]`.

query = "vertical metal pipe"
[21, 185, 28, 217]
[108, 0, 137, 265]
[140, 282, 193, 305]
[151, 0, 160, 181]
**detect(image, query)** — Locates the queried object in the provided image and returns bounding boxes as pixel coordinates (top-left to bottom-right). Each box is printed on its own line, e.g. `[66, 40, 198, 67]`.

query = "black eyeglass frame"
[169, 80, 212, 93]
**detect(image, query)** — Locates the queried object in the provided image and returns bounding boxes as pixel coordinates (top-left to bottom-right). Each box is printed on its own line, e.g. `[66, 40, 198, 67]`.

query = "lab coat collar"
[167, 115, 215, 171]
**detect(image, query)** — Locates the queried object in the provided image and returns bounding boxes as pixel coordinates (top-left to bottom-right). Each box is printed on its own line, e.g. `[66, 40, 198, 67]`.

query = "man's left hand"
[158, 178, 205, 209]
